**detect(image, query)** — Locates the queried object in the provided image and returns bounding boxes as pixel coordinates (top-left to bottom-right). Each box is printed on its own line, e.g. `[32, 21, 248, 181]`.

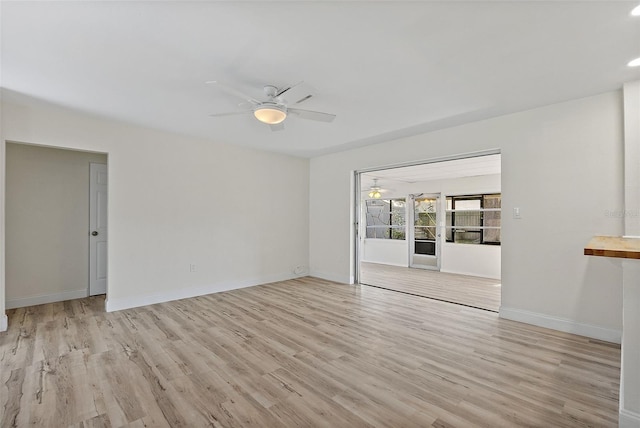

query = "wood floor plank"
[0, 277, 619, 427]
[360, 262, 501, 311]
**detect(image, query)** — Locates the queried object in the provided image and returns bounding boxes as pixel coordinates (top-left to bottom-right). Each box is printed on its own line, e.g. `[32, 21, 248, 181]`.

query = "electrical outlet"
[293, 265, 307, 275]
[189, 264, 197, 272]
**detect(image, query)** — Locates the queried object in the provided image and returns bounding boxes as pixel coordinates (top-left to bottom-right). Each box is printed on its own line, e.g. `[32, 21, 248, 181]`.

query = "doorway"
[408, 193, 441, 270]
[89, 163, 108, 296]
[5, 142, 108, 308]
[356, 152, 502, 312]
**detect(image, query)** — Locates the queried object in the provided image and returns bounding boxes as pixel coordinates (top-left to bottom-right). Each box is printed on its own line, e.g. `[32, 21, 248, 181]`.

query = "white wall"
[620, 81, 640, 426]
[1, 91, 310, 316]
[361, 173, 501, 278]
[310, 91, 624, 342]
[0, 85, 5, 331]
[441, 243, 500, 279]
[362, 239, 407, 266]
[5, 143, 107, 308]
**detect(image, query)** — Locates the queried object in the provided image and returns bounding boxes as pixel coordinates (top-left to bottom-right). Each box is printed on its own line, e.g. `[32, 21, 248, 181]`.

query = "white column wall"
[620, 81, 640, 427]
[0, 86, 5, 332]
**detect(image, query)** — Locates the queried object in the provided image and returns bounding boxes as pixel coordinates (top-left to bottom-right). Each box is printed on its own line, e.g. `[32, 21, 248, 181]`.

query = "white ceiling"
[361, 153, 501, 189]
[2, 1, 639, 158]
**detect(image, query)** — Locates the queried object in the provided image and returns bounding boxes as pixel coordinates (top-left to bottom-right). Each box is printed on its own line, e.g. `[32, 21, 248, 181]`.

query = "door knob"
[91, 231, 99, 236]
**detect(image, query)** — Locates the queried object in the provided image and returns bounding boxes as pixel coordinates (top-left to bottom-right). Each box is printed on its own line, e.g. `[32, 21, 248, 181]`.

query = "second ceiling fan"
[208, 81, 336, 131]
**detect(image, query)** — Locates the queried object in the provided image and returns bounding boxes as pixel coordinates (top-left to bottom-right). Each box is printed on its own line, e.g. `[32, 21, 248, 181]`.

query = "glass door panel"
[409, 194, 440, 270]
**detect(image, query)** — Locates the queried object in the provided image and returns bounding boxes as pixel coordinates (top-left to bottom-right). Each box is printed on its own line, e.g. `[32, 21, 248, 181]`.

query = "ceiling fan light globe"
[254, 106, 287, 124]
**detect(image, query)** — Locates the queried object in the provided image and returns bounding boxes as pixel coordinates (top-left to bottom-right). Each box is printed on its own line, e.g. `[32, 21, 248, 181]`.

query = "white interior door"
[409, 193, 441, 270]
[89, 163, 108, 296]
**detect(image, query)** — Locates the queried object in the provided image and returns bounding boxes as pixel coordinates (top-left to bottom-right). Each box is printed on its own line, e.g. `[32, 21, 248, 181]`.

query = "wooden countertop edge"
[584, 236, 640, 259]
[584, 247, 640, 259]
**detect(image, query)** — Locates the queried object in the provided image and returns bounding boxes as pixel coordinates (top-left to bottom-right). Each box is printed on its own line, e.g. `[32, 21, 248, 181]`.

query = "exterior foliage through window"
[365, 199, 406, 239]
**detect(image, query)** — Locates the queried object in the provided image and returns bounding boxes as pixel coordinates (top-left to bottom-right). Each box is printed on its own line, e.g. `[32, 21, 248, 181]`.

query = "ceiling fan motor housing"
[264, 85, 279, 98]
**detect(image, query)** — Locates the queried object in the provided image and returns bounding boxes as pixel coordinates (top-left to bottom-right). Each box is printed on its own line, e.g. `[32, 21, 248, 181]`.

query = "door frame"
[89, 162, 108, 296]
[352, 149, 501, 284]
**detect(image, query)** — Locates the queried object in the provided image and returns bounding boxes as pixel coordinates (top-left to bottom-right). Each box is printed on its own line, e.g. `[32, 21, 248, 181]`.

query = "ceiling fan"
[365, 178, 386, 199]
[207, 81, 336, 131]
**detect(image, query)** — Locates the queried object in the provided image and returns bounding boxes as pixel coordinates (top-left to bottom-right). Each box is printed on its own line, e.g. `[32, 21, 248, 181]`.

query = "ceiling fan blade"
[209, 110, 253, 118]
[206, 81, 260, 105]
[270, 122, 285, 132]
[288, 108, 336, 123]
[278, 82, 317, 105]
[276, 81, 303, 97]
[293, 94, 314, 105]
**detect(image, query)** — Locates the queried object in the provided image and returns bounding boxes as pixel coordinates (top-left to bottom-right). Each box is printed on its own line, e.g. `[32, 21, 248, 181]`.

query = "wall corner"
[0, 313, 7, 332]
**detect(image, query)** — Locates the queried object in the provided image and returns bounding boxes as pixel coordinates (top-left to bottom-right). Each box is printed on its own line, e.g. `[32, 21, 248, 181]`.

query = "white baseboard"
[361, 261, 409, 268]
[440, 268, 501, 280]
[499, 306, 622, 344]
[6, 288, 89, 309]
[308, 269, 351, 284]
[0, 314, 7, 332]
[619, 409, 640, 427]
[105, 272, 297, 312]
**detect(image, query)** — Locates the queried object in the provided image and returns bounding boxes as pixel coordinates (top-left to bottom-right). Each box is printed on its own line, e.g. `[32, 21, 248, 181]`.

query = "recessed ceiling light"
[632, 5, 640, 16]
[628, 57, 640, 67]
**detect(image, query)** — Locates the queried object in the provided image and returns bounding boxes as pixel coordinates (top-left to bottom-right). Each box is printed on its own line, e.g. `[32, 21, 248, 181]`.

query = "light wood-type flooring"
[0, 277, 620, 427]
[360, 262, 501, 312]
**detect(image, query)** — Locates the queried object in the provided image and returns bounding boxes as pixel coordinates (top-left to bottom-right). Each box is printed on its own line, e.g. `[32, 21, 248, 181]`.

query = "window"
[365, 198, 406, 239]
[446, 194, 501, 245]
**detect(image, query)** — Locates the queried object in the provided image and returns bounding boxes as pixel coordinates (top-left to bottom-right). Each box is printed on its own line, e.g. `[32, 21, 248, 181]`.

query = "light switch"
[513, 207, 522, 219]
